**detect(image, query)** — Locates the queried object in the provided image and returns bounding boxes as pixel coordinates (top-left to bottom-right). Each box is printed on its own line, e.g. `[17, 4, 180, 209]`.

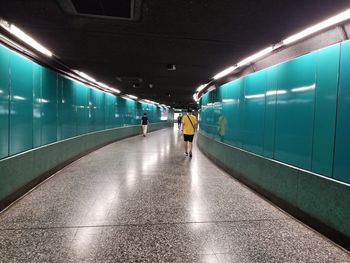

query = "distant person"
[181, 108, 197, 158]
[141, 113, 149, 137]
[177, 114, 182, 129]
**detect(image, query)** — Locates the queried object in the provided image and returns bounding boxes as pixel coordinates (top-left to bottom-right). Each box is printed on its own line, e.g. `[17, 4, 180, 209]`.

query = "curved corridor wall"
[0, 43, 173, 210]
[198, 40, 350, 248]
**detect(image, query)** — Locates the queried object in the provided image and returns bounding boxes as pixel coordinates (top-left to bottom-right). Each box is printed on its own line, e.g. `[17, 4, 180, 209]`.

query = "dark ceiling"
[1, 0, 350, 108]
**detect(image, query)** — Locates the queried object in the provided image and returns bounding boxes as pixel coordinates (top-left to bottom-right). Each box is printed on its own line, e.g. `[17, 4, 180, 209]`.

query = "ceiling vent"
[57, 0, 143, 20]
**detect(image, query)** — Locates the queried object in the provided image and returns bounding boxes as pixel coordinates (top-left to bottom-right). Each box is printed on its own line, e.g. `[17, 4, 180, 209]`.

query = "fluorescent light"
[108, 87, 120, 94]
[213, 66, 238, 80]
[97, 82, 120, 94]
[283, 9, 350, 45]
[245, 94, 265, 99]
[74, 71, 96, 83]
[291, 84, 316, 93]
[0, 34, 35, 56]
[96, 82, 109, 89]
[126, 94, 138, 100]
[0, 20, 53, 57]
[237, 46, 274, 67]
[196, 84, 206, 92]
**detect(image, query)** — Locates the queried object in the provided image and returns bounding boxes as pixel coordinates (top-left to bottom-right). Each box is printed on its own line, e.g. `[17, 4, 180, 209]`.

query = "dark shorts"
[183, 134, 194, 142]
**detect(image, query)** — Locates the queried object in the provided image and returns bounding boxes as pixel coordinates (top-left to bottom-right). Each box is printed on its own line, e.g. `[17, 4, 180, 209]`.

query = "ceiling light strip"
[126, 94, 138, 100]
[237, 46, 274, 67]
[213, 66, 238, 80]
[206, 7, 350, 87]
[0, 19, 170, 108]
[283, 8, 350, 45]
[0, 19, 53, 57]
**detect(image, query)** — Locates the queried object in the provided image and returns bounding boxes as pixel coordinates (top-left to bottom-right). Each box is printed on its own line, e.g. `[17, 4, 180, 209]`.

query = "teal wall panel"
[41, 68, 57, 145]
[334, 41, 350, 183]
[199, 92, 209, 134]
[217, 83, 229, 143]
[59, 76, 77, 139]
[0, 45, 9, 159]
[75, 81, 89, 135]
[222, 79, 242, 147]
[312, 45, 339, 176]
[105, 93, 116, 129]
[263, 66, 278, 158]
[114, 96, 122, 127]
[90, 89, 105, 131]
[242, 70, 266, 154]
[32, 64, 42, 148]
[274, 53, 316, 170]
[9, 51, 33, 155]
[126, 99, 136, 125]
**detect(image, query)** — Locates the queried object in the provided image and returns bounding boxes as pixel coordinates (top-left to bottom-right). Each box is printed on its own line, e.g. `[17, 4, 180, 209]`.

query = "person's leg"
[183, 135, 188, 155]
[188, 142, 192, 153]
[142, 125, 146, 136]
[144, 125, 148, 136]
[188, 135, 194, 157]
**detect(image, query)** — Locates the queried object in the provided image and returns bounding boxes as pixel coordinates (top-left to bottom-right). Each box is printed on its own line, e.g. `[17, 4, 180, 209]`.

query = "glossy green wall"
[0, 43, 172, 160]
[334, 41, 350, 182]
[200, 41, 350, 183]
[242, 70, 266, 155]
[41, 68, 58, 145]
[9, 50, 34, 155]
[312, 45, 339, 176]
[274, 52, 316, 169]
[0, 46, 9, 159]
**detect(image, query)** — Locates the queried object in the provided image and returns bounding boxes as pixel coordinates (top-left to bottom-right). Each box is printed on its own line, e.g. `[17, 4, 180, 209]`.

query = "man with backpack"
[181, 108, 197, 158]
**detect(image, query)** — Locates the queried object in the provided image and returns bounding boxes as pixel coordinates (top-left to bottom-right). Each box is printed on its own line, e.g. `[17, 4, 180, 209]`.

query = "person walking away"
[181, 108, 197, 158]
[141, 113, 149, 137]
[177, 114, 182, 129]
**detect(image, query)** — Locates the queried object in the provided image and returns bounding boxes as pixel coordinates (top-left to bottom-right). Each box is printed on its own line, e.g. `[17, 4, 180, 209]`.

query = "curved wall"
[0, 43, 173, 210]
[198, 40, 350, 248]
[200, 40, 350, 184]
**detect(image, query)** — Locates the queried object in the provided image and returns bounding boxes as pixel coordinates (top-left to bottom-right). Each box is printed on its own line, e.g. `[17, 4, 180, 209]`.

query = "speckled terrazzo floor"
[0, 126, 349, 263]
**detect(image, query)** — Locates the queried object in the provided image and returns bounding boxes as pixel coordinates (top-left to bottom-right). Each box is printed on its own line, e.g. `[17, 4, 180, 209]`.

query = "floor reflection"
[0, 125, 349, 262]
